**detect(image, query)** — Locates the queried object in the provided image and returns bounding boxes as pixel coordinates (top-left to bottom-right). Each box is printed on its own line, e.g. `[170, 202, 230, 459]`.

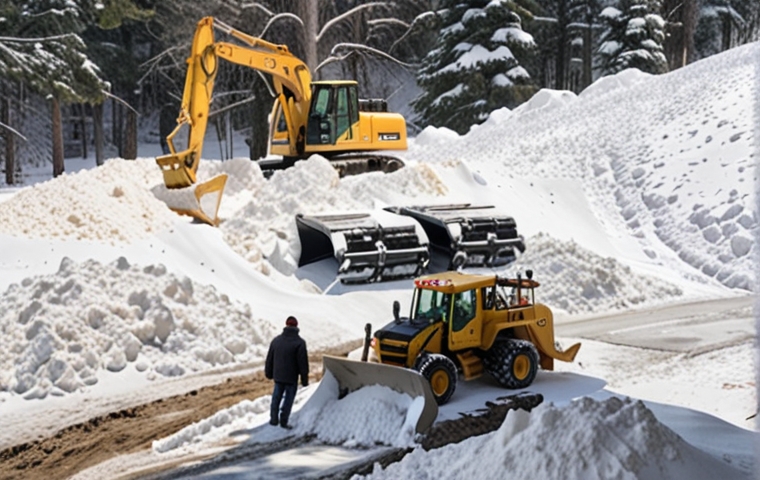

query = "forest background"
[0, 0, 758, 184]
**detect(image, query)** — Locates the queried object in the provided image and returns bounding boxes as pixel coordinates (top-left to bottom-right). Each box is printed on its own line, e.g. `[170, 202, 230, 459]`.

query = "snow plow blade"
[322, 355, 439, 434]
[152, 166, 228, 226]
[386, 204, 525, 269]
[296, 210, 429, 283]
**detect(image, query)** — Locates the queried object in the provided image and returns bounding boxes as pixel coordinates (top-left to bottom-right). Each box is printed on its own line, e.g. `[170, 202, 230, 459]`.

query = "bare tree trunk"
[124, 108, 137, 159]
[297, 0, 319, 73]
[3, 96, 15, 185]
[93, 102, 104, 166]
[663, 0, 697, 69]
[249, 82, 270, 160]
[114, 101, 123, 157]
[682, 0, 698, 65]
[582, 25, 592, 89]
[79, 104, 87, 159]
[554, 2, 568, 90]
[52, 96, 64, 177]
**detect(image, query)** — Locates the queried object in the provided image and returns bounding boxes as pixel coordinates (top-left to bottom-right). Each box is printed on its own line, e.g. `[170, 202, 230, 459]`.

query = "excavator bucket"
[153, 152, 228, 226]
[296, 210, 429, 283]
[321, 355, 439, 434]
[386, 204, 525, 269]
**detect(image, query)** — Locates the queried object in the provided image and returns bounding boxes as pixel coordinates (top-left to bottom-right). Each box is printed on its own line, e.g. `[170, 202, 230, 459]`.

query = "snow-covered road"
[557, 294, 755, 352]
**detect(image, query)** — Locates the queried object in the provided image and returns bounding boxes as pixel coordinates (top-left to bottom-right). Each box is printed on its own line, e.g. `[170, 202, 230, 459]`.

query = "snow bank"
[152, 396, 271, 453]
[512, 233, 684, 315]
[0, 158, 172, 243]
[0, 257, 276, 399]
[406, 42, 758, 291]
[359, 396, 746, 480]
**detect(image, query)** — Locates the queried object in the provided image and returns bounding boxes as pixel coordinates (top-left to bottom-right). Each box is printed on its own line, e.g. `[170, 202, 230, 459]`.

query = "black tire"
[415, 353, 457, 405]
[483, 339, 539, 389]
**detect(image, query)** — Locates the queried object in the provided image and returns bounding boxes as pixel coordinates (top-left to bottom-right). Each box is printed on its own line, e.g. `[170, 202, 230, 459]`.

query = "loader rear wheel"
[483, 339, 539, 390]
[415, 354, 457, 405]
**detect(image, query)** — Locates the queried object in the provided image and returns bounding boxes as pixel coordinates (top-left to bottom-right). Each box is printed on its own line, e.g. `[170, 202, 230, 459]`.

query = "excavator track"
[261, 154, 405, 179]
[328, 154, 405, 177]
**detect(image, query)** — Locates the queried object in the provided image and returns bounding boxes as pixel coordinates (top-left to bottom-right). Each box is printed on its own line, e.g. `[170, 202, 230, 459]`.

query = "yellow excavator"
[156, 16, 408, 225]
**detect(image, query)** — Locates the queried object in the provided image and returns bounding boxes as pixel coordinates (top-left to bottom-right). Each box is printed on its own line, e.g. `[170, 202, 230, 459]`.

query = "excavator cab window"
[335, 87, 352, 140]
[307, 85, 334, 145]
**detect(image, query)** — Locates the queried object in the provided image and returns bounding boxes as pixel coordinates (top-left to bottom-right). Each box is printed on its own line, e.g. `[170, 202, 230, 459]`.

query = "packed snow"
[0, 36, 757, 480]
[357, 396, 746, 480]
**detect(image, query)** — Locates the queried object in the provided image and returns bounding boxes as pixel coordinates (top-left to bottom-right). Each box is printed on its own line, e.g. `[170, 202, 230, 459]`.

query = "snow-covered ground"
[0, 41, 758, 479]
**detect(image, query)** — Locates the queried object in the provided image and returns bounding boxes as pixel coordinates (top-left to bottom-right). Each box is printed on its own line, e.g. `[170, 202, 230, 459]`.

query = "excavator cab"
[306, 82, 359, 147]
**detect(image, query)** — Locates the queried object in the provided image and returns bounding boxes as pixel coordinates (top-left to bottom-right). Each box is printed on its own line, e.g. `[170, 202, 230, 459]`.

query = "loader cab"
[306, 81, 360, 147]
[411, 287, 450, 324]
[411, 276, 483, 351]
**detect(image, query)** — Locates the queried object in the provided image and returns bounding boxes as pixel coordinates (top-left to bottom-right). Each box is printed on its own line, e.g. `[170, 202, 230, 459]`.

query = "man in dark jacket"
[265, 316, 309, 429]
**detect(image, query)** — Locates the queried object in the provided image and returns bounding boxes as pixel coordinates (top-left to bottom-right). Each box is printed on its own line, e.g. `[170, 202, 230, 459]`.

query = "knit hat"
[286, 316, 298, 327]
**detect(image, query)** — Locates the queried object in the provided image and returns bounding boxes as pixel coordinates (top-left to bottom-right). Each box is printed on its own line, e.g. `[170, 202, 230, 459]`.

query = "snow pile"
[406, 42, 758, 291]
[152, 396, 271, 454]
[511, 233, 684, 314]
[0, 158, 172, 243]
[302, 384, 418, 448]
[0, 257, 276, 399]
[359, 396, 745, 480]
[219, 156, 448, 275]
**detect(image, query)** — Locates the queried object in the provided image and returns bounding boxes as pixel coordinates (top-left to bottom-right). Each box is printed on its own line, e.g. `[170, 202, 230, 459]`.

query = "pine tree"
[597, 0, 668, 75]
[0, 0, 110, 176]
[694, 0, 760, 60]
[412, 0, 538, 135]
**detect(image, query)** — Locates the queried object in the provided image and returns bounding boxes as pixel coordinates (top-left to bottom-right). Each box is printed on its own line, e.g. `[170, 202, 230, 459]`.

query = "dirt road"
[0, 345, 357, 480]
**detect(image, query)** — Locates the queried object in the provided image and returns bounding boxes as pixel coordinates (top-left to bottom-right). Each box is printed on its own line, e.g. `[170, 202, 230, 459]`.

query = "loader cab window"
[452, 289, 476, 332]
[483, 286, 501, 310]
[508, 287, 532, 306]
[412, 289, 451, 324]
[307, 85, 334, 145]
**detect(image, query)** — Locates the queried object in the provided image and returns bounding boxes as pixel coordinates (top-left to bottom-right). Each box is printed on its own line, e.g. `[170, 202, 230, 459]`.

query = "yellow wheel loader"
[155, 17, 407, 225]
[322, 270, 580, 424]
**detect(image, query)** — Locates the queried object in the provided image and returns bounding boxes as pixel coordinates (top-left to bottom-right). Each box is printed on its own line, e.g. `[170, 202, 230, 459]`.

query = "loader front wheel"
[416, 354, 457, 405]
[484, 339, 539, 390]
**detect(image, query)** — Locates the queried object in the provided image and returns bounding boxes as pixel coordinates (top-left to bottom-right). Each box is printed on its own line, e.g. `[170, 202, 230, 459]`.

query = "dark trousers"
[270, 382, 297, 426]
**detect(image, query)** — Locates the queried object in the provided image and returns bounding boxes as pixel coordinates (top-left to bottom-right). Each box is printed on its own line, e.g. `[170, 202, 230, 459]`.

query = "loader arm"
[158, 16, 313, 189]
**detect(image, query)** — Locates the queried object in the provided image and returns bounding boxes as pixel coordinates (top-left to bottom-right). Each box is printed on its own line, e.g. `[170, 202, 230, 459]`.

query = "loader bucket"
[321, 355, 439, 434]
[386, 204, 525, 269]
[152, 174, 228, 226]
[296, 210, 429, 283]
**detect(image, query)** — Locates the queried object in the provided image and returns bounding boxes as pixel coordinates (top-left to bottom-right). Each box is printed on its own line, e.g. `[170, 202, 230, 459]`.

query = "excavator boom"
[155, 17, 315, 225]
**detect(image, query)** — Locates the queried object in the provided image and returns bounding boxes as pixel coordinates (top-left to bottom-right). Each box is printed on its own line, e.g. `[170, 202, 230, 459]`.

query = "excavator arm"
[155, 16, 313, 224]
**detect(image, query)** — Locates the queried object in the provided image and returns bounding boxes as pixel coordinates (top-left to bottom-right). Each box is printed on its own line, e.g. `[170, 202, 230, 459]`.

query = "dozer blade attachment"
[152, 174, 228, 226]
[386, 204, 525, 269]
[296, 209, 429, 284]
[321, 355, 439, 434]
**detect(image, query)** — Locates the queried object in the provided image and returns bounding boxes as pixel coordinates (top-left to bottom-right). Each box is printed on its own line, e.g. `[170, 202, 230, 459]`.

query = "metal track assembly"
[296, 209, 430, 284]
[385, 204, 526, 269]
